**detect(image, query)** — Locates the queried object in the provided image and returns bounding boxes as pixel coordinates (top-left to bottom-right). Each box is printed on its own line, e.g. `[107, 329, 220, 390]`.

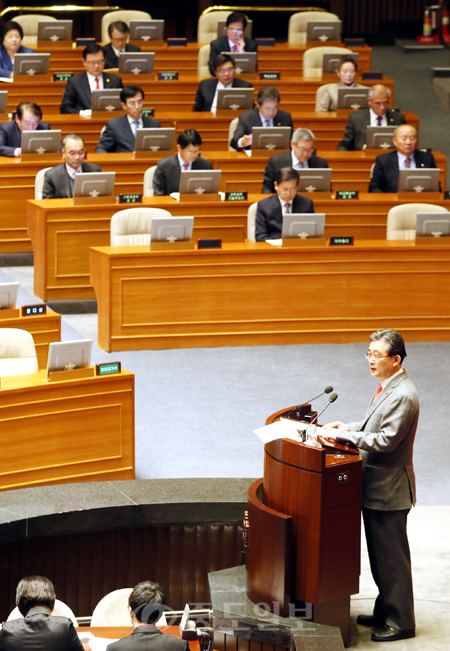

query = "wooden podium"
[246, 404, 363, 646]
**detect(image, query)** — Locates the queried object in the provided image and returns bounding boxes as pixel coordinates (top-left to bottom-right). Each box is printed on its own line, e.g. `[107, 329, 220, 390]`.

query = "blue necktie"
[132, 121, 140, 137]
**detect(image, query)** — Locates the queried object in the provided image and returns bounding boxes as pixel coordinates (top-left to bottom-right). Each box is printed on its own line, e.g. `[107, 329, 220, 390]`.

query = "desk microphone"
[288, 386, 333, 419]
[311, 392, 338, 424]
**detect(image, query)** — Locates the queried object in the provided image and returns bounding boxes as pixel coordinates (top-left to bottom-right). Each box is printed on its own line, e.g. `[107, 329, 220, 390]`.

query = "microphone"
[311, 392, 338, 424]
[288, 386, 333, 420]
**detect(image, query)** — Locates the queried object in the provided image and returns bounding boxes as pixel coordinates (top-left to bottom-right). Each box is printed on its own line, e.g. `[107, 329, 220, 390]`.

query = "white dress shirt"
[211, 80, 232, 112]
[86, 71, 104, 91]
[278, 196, 293, 214]
[177, 153, 192, 171]
[292, 151, 307, 169]
[369, 108, 387, 126]
[397, 152, 416, 169]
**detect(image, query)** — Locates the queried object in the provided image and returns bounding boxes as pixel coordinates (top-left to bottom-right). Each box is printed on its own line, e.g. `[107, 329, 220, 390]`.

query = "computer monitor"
[0, 91, 8, 113]
[151, 216, 194, 242]
[216, 88, 254, 110]
[91, 89, 122, 111]
[73, 172, 116, 198]
[129, 19, 164, 41]
[416, 212, 450, 237]
[217, 19, 253, 39]
[46, 339, 93, 379]
[21, 130, 61, 155]
[0, 282, 19, 309]
[337, 87, 370, 110]
[135, 128, 175, 151]
[222, 51, 257, 74]
[306, 20, 342, 42]
[251, 127, 291, 151]
[322, 52, 358, 74]
[298, 169, 332, 192]
[13, 53, 50, 76]
[281, 213, 326, 239]
[118, 52, 155, 74]
[37, 20, 73, 42]
[179, 170, 221, 194]
[398, 169, 440, 192]
[365, 126, 397, 149]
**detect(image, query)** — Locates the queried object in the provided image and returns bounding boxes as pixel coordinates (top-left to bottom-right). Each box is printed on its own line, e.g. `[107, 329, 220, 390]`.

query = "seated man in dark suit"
[369, 124, 437, 193]
[106, 581, 188, 651]
[337, 84, 406, 151]
[262, 128, 329, 193]
[208, 11, 257, 76]
[42, 134, 101, 199]
[255, 167, 315, 241]
[193, 53, 253, 112]
[230, 86, 293, 151]
[95, 85, 160, 153]
[102, 20, 141, 69]
[0, 101, 50, 157]
[153, 129, 213, 195]
[60, 43, 122, 114]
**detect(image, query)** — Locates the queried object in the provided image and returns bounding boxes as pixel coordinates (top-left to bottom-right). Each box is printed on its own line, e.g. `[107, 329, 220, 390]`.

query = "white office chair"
[110, 207, 172, 246]
[197, 10, 232, 43]
[303, 46, 352, 78]
[14, 14, 57, 45]
[228, 117, 239, 151]
[0, 328, 39, 376]
[90, 588, 167, 626]
[288, 11, 340, 45]
[386, 203, 449, 240]
[7, 600, 78, 626]
[143, 166, 157, 197]
[35, 167, 52, 200]
[101, 10, 152, 44]
[247, 202, 258, 242]
[198, 44, 211, 77]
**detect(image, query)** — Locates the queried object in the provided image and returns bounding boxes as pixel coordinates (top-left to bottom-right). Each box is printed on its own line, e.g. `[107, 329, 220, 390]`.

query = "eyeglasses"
[277, 187, 297, 195]
[365, 351, 391, 360]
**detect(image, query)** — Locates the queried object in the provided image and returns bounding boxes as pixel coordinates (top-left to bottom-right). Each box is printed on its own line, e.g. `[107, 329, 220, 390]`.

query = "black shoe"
[371, 625, 415, 642]
[356, 614, 384, 628]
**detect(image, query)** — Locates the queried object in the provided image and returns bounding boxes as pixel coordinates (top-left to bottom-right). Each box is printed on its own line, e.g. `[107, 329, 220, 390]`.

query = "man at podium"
[323, 329, 418, 643]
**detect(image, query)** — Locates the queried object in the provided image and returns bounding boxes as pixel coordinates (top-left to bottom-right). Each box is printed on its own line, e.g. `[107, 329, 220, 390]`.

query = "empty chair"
[14, 14, 57, 45]
[101, 10, 151, 43]
[197, 10, 232, 43]
[110, 207, 172, 246]
[386, 203, 449, 240]
[143, 166, 157, 197]
[303, 46, 352, 78]
[7, 599, 78, 626]
[228, 117, 239, 152]
[288, 11, 340, 45]
[247, 202, 258, 242]
[35, 167, 52, 200]
[0, 328, 39, 376]
[198, 44, 211, 77]
[91, 588, 167, 626]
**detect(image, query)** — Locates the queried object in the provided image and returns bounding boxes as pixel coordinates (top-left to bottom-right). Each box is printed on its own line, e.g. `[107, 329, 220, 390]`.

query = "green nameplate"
[21, 304, 46, 316]
[158, 71, 178, 80]
[119, 193, 142, 204]
[54, 72, 73, 82]
[225, 191, 248, 201]
[141, 108, 155, 117]
[260, 72, 280, 80]
[336, 191, 359, 200]
[329, 236, 354, 246]
[96, 362, 121, 376]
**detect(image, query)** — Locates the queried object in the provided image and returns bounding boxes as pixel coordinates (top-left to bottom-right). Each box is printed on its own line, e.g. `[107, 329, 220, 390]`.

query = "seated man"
[262, 128, 329, 193]
[95, 85, 160, 153]
[43, 134, 101, 199]
[315, 55, 368, 112]
[255, 167, 315, 241]
[106, 581, 188, 651]
[369, 124, 437, 193]
[208, 11, 257, 76]
[337, 84, 406, 151]
[102, 20, 141, 69]
[230, 86, 293, 151]
[153, 129, 213, 195]
[0, 102, 50, 158]
[60, 43, 122, 114]
[193, 53, 252, 112]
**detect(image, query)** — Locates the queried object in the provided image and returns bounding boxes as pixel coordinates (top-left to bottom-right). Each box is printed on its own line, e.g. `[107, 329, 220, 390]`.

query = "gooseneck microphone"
[311, 392, 338, 424]
[288, 386, 333, 420]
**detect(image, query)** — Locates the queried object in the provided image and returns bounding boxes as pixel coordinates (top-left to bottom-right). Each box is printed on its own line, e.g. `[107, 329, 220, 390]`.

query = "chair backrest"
[90, 588, 167, 627]
[228, 117, 239, 151]
[14, 14, 57, 45]
[288, 11, 340, 45]
[101, 10, 152, 43]
[35, 167, 52, 200]
[7, 600, 78, 626]
[386, 203, 449, 240]
[303, 46, 352, 78]
[143, 166, 157, 197]
[110, 207, 172, 246]
[197, 10, 232, 43]
[247, 202, 258, 242]
[198, 44, 211, 77]
[0, 328, 39, 376]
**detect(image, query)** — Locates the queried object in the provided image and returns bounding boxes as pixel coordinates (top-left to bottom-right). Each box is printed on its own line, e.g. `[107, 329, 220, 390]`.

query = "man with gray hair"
[323, 329, 418, 642]
[261, 127, 328, 193]
[337, 84, 406, 151]
[42, 134, 101, 198]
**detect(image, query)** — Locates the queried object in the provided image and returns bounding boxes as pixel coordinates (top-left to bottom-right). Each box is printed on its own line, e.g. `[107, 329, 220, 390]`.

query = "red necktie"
[95, 77, 99, 90]
[232, 44, 238, 52]
[182, 163, 189, 170]
[372, 383, 382, 402]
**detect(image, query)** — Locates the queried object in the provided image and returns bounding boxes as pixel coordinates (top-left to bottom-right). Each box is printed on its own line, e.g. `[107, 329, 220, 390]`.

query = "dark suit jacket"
[107, 625, 188, 651]
[0, 606, 84, 651]
[368, 149, 437, 193]
[255, 193, 315, 241]
[337, 108, 406, 151]
[60, 71, 123, 114]
[262, 150, 329, 193]
[208, 35, 258, 75]
[0, 121, 51, 157]
[42, 161, 102, 198]
[102, 42, 141, 69]
[95, 114, 161, 153]
[230, 108, 293, 151]
[153, 154, 213, 195]
[192, 77, 253, 112]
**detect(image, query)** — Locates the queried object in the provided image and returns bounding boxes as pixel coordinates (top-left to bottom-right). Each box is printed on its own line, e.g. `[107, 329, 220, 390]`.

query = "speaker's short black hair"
[82, 43, 103, 59]
[120, 85, 144, 103]
[129, 581, 165, 624]
[226, 12, 248, 28]
[16, 576, 56, 616]
[178, 129, 202, 149]
[108, 20, 129, 37]
[275, 166, 299, 185]
[213, 53, 235, 73]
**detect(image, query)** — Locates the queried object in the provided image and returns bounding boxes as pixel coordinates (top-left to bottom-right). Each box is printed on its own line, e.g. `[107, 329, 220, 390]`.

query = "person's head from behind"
[367, 84, 391, 117]
[213, 53, 235, 84]
[16, 576, 56, 616]
[15, 101, 42, 132]
[82, 43, 105, 76]
[291, 128, 316, 163]
[177, 129, 202, 163]
[128, 581, 165, 625]
[336, 56, 357, 86]
[108, 20, 129, 51]
[274, 167, 299, 200]
[62, 134, 86, 170]
[257, 86, 280, 121]
[225, 11, 247, 44]
[120, 85, 144, 120]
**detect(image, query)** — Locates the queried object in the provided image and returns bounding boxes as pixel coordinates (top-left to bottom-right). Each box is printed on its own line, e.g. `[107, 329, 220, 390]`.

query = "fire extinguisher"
[424, 7, 432, 36]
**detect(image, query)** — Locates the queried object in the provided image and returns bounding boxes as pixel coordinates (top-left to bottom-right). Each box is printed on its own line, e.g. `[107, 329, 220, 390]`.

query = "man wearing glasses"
[323, 329, 418, 643]
[42, 134, 101, 198]
[208, 11, 257, 76]
[193, 54, 252, 112]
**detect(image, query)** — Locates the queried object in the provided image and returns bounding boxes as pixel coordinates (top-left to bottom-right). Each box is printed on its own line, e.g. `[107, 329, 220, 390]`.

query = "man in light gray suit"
[323, 329, 418, 643]
[42, 134, 101, 199]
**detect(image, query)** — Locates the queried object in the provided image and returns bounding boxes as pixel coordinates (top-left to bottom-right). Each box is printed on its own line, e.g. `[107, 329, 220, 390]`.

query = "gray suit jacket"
[261, 150, 329, 193]
[95, 114, 161, 153]
[153, 154, 213, 195]
[42, 162, 102, 198]
[60, 71, 123, 114]
[338, 369, 419, 511]
[337, 108, 406, 151]
[107, 625, 188, 651]
[0, 606, 84, 651]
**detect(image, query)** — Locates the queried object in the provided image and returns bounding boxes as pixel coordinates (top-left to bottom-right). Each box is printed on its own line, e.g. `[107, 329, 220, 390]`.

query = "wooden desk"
[0, 308, 61, 369]
[0, 369, 135, 491]
[90, 240, 450, 352]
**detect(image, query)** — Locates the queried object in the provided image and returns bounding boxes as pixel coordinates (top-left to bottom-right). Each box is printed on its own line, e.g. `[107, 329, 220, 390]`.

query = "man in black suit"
[208, 11, 257, 76]
[107, 581, 188, 651]
[43, 134, 101, 199]
[102, 20, 141, 69]
[95, 85, 160, 153]
[369, 124, 437, 193]
[193, 53, 253, 112]
[262, 128, 329, 193]
[153, 129, 213, 195]
[0, 101, 50, 157]
[230, 86, 293, 151]
[60, 43, 122, 114]
[337, 84, 406, 151]
[255, 167, 315, 241]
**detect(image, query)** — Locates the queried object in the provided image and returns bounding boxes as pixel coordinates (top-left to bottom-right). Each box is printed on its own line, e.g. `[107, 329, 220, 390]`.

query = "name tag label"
[329, 236, 354, 246]
[336, 190, 359, 200]
[158, 71, 178, 80]
[167, 38, 187, 47]
[362, 71, 383, 80]
[225, 191, 248, 201]
[141, 108, 155, 117]
[444, 191, 450, 200]
[96, 362, 121, 376]
[53, 72, 73, 82]
[119, 193, 142, 204]
[197, 239, 222, 249]
[345, 38, 365, 47]
[260, 72, 280, 80]
[21, 304, 46, 316]
[256, 38, 275, 47]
